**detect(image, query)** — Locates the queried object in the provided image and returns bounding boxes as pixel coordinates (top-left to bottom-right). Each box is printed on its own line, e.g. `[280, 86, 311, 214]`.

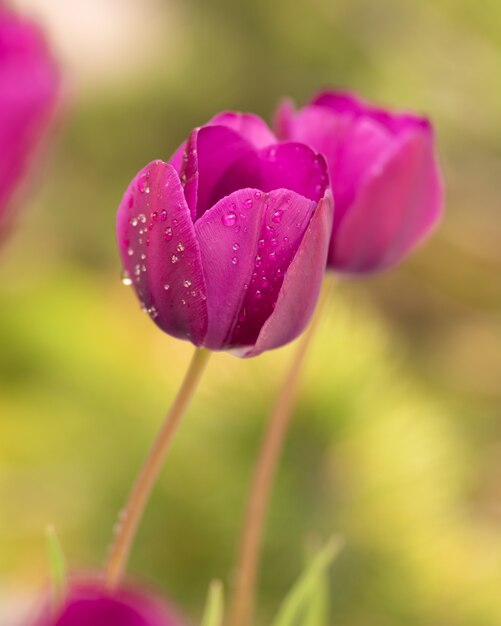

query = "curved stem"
[105, 347, 211, 589]
[228, 283, 332, 626]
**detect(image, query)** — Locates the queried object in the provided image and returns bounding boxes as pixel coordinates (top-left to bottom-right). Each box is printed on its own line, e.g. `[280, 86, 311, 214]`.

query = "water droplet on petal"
[272, 210, 283, 224]
[258, 239, 265, 249]
[130, 217, 138, 227]
[163, 283, 170, 290]
[137, 174, 149, 193]
[255, 290, 263, 300]
[171, 254, 179, 264]
[243, 198, 253, 209]
[127, 247, 134, 256]
[164, 226, 173, 241]
[138, 213, 147, 223]
[222, 212, 237, 227]
[183, 279, 192, 288]
[254, 191, 262, 199]
[159, 210, 168, 222]
[121, 270, 133, 286]
[231, 256, 238, 265]
[232, 242, 240, 251]
[177, 242, 185, 252]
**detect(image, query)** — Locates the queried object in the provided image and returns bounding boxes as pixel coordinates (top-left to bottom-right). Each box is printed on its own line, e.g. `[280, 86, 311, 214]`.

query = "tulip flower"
[117, 112, 333, 357]
[33, 581, 183, 626]
[0, 3, 59, 236]
[275, 90, 443, 273]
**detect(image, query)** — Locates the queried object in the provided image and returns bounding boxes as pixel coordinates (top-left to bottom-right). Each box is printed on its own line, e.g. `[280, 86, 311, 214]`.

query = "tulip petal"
[195, 188, 318, 351]
[248, 189, 333, 357]
[212, 142, 329, 206]
[332, 128, 443, 272]
[117, 161, 208, 345]
[0, 7, 59, 218]
[34, 582, 183, 626]
[208, 111, 276, 148]
[311, 90, 430, 135]
[180, 125, 256, 221]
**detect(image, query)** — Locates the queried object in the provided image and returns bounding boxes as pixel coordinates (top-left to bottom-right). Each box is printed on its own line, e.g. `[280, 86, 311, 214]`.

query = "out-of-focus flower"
[117, 112, 333, 356]
[0, 2, 59, 236]
[33, 581, 184, 626]
[275, 90, 443, 273]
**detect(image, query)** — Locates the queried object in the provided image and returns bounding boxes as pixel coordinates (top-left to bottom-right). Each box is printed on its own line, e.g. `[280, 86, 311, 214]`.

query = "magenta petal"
[332, 129, 443, 272]
[180, 125, 255, 220]
[195, 189, 317, 351]
[213, 142, 329, 206]
[0, 6, 59, 223]
[194, 189, 264, 350]
[34, 582, 183, 626]
[311, 90, 430, 135]
[208, 111, 277, 148]
[248, 189, 333, 357]
[117, 161, 208, 345]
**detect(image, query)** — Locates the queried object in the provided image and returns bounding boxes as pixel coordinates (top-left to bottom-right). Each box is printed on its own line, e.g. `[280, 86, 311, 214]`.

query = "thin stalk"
[228, 283, 332, 626]
[105, 347, 211, 589]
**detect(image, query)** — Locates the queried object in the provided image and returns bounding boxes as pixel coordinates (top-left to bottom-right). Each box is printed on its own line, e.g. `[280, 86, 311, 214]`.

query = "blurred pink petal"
[276, 89, 443, 273]
[0, 4, 59, 235]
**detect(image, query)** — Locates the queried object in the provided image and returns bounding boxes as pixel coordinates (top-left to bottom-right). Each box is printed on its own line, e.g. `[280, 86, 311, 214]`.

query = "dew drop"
[173, 219, 179, 227]
[272, 210, 283, 224]
[130, 217, 138, 227]
[140, 253, 146, 260]
[164, 226, 173, 241]
[159, 210, 168, 222]
[137, 173, 149, 193]
[163, 283, 170, 290]
[121, 270, 133, 286]
[254, 191, 262, 199]
[258, 239, 265, 249]
[171, 254, 179, 264]
[231, 256, 238, 266]
[261, 277, 269, 289]
[232, 242, 240, 251]
[127, 247, 134, 256]
[177, 242, 185, 252]
[183, 279, 192, 288]
[138, 213, 147, 223]
[243, 198, 253, 209]
[151, 211, 158, 222]
[222, 212, 237, 227]
[255, 290, 264, 300]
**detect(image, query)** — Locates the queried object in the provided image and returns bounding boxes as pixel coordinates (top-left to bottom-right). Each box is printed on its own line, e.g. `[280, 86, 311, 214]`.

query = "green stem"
[105, 347, 211, 589]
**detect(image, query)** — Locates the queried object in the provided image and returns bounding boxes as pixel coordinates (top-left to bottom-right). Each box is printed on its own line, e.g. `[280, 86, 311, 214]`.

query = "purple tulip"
[33, 581, 184, 626]
[275, 90, 443, 273]
[0, 3, 59, 236]
[117, 112, 333, 356]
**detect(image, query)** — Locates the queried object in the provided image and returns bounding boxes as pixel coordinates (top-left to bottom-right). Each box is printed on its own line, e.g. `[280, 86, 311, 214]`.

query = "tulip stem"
[105, 347, 211, 589]
[228, 281, 333, 626]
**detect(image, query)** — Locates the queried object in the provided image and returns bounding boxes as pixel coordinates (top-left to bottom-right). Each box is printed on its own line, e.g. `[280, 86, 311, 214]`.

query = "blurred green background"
[1, 0, 501, 624]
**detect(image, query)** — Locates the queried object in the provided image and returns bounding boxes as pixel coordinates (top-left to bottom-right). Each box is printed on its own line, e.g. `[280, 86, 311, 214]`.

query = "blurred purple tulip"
[0, 2, 59, 237]
[275, 90, 443, 273]
[33, 581, 184, 626]
[117, 112, 333, 356]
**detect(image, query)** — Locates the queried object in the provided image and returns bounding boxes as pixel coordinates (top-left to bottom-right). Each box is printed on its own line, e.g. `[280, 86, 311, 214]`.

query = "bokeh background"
[1, 0, 501, 624]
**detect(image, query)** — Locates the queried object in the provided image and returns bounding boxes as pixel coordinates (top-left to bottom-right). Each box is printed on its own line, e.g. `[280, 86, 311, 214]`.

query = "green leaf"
[201, 579, 224, 626]
[271, 536, 343, 626]
[46, 524, 67, 609]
